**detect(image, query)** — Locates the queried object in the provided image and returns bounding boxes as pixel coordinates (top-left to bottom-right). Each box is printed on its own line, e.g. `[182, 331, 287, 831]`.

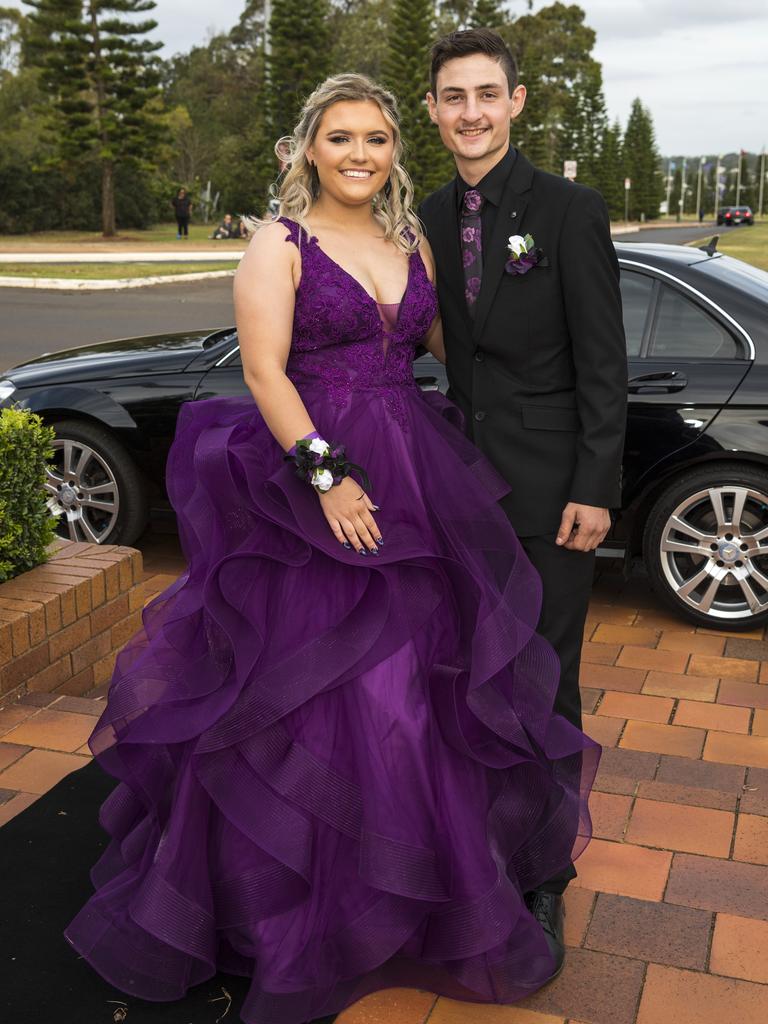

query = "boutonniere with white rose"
[505, 233, 548, 275]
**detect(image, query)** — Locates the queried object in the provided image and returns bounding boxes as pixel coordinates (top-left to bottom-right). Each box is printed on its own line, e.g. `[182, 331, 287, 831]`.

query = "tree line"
[0, 0, 667, 236]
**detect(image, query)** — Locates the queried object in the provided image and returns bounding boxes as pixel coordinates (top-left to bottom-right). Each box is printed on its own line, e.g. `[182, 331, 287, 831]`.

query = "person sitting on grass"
[211, 213, 244, 239]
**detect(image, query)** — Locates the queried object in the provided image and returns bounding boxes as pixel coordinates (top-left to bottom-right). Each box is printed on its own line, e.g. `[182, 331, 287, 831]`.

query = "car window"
[620, 271, 654, 356]
[650, 285, 739, 359]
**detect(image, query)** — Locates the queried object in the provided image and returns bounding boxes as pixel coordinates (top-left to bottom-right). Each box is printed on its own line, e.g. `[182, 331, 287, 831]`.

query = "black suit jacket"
[420, 150, 627, 537]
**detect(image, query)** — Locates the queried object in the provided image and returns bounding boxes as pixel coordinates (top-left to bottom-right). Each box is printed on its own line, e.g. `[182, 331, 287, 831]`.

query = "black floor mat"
[0, 759, 336, 1024]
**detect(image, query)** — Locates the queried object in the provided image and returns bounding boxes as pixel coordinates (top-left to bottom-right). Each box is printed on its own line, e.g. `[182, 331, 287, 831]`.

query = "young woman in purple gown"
[64, 73, 600, 1024]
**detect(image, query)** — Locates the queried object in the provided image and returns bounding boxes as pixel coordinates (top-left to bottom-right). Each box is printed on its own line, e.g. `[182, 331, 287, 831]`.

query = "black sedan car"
[717, 206, 755, 226]
[2, 241, 768, 631]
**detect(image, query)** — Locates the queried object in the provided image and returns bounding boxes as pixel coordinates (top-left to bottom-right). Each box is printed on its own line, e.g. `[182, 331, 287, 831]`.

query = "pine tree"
[384, 0, 453, 203]
[469, 0, 505, 29]
[558, 58, 606, 188]
[24, 0, 163, 237]
[505, 3, 598, 174]
[266, 0, 331, 144]
[596, 117, 623, 219]
[622, 98, 662, 220]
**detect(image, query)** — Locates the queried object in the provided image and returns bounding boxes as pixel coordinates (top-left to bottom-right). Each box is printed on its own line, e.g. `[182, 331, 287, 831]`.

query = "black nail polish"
[358, 549, 367, 556]
[370, 549, 380, 556]
[343, 542, 352, 549]
[376, 537, 384, 545]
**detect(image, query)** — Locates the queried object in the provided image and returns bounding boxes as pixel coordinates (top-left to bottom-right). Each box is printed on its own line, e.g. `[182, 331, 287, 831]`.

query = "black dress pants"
[517, 530, 596, 894]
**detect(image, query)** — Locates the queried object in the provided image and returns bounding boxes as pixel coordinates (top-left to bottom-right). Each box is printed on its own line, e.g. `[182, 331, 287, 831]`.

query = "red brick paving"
[710, 914, 768, 984]
[1, 533, 767, 1022]
[636, 964, 768, 1024]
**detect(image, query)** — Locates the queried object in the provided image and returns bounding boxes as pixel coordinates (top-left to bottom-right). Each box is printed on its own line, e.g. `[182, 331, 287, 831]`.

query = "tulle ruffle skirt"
[64, 384, 599, 1023]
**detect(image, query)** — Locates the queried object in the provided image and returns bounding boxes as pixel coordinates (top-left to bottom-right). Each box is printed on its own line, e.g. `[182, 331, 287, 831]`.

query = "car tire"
[46, 419, 149, 546]
[643, 463, 768, 630]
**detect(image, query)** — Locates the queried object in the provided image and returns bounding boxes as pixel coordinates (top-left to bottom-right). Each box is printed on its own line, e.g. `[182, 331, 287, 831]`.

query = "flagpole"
[736, 150, 743, 206]
[695, 156, 704, 220]
[759, 147, 766, 219]
[714, 154, 723, 222]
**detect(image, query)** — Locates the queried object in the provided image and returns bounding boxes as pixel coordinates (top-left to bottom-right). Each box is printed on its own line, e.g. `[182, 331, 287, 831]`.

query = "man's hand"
[556, 502, 610, 552]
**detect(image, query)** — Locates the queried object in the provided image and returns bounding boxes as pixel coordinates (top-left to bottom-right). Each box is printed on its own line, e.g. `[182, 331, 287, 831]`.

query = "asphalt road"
[0, 277, 236, 374]
[0, 223, 718, 374]
[614, 223, 716, 244]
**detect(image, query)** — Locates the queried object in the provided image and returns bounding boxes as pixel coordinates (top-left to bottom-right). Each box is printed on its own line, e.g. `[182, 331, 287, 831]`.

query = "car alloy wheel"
[45, 437, 122, 543]
[645, 468, 768, 627]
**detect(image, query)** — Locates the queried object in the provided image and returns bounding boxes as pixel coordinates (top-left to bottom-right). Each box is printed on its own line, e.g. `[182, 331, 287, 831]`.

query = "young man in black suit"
[419, 29, 627, 978]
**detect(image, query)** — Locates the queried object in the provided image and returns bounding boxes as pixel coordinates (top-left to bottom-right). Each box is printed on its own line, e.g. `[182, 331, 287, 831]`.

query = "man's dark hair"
[429, 28, 518, 97]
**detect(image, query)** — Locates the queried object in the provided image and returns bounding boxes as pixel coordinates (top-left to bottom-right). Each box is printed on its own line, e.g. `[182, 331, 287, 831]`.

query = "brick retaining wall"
[0, 538, 143, 701]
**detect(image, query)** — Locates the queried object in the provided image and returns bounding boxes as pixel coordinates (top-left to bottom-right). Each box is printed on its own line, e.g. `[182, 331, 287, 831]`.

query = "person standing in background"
[171, 187, 193, 238]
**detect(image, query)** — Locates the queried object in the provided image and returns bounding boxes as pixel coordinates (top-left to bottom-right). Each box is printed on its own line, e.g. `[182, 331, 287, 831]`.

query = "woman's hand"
[318, 477, 383, 555]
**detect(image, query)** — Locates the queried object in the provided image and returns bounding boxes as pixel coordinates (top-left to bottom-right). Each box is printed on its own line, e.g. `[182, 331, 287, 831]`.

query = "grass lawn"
[688, 218, 768, 271]
[0, 223, 247, 249]
[0, 261, 238, 279]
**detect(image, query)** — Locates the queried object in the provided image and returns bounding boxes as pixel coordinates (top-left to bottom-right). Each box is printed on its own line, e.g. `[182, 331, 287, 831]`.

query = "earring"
[309, 162, 320, 198]
[384, 179, 393, 199]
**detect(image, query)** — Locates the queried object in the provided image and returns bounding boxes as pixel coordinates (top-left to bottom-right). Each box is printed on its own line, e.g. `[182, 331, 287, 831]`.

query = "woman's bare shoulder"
[237, 220, 296, 280]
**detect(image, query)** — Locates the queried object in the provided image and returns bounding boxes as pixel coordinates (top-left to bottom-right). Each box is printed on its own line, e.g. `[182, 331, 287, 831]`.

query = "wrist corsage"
[285, 436, 370, 493]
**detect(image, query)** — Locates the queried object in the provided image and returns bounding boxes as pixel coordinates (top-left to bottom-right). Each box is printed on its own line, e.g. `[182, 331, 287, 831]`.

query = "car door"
[619, 262, 752, 498]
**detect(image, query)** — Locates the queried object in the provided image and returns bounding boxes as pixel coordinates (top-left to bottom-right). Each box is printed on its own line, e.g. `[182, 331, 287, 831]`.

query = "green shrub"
[0, 407, 57, 582]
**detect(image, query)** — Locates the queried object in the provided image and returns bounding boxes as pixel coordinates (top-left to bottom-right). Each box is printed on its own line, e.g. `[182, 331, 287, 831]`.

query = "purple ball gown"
[64, 217, 600, 1024]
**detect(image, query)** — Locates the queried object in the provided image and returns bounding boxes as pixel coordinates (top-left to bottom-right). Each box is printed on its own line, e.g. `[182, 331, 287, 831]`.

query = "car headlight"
[0, 380, 17, 403]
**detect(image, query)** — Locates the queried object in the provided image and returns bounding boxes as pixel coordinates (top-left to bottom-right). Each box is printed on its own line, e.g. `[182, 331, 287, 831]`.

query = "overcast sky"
[6, 0, 767, 155]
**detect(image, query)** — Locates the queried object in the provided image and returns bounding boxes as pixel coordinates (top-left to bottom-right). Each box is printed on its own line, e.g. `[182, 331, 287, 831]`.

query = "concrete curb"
[0, 250, 245, 263]
[0, 269, 236, 291]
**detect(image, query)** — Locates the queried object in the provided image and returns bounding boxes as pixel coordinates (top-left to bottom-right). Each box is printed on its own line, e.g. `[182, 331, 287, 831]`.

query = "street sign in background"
[563, 160, 577, 180]
[625, 178, 632, 190]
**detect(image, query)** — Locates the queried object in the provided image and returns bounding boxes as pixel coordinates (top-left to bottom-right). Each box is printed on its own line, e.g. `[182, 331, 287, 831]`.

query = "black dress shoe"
[524, 890, 566, 982]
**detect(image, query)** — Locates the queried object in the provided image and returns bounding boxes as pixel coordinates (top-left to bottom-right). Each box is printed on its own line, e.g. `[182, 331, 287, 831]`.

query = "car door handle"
[628, 371, 688, 394]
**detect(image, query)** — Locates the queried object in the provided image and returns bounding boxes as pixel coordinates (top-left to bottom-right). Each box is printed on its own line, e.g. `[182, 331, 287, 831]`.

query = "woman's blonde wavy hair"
[247, 73, 422, 254]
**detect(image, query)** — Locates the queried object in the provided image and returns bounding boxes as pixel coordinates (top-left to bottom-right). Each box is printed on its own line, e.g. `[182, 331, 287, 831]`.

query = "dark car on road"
[717, 205, 755, 226]
[2, 241, 768, 632]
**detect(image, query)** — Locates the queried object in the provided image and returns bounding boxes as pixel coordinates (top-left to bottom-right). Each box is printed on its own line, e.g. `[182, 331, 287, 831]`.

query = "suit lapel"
[472, 151, 536, 342]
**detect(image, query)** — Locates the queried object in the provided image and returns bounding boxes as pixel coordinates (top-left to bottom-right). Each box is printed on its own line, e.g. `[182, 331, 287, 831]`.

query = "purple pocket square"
[504, 248, 548, 275]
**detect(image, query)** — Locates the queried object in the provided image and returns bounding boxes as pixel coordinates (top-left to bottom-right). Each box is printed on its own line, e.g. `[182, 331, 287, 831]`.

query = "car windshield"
[695, 254, 768, 304]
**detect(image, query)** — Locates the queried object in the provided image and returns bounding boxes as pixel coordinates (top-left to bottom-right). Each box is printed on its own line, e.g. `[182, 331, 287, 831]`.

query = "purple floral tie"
[461, 188, 485, 315]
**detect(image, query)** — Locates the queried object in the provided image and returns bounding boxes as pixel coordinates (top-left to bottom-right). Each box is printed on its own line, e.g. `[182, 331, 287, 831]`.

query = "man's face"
[427, 53, 526, 169]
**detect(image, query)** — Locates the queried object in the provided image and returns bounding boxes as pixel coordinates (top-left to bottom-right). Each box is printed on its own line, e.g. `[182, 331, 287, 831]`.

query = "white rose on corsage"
[507, 233, 534, 258]
[309, 438, 331, 456]
[312, 468, 335, 491]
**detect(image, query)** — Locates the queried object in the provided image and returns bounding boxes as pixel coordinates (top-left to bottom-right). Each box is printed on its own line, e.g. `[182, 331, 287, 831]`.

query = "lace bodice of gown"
[279, 217, 438, 423]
